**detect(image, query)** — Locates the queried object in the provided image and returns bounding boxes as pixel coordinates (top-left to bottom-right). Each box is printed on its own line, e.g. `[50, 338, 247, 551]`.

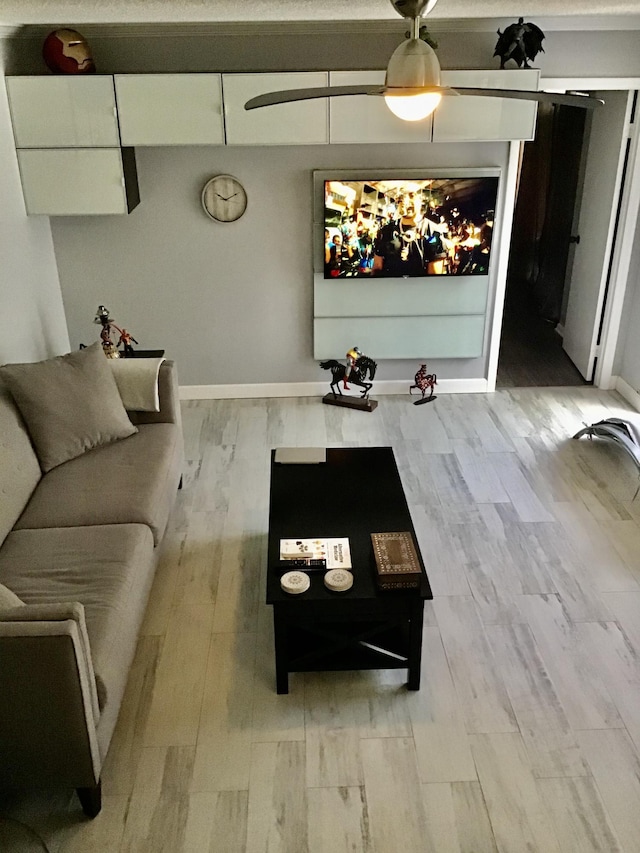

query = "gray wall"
[53, 142, 508, 386]
[0, 48, 68, 366]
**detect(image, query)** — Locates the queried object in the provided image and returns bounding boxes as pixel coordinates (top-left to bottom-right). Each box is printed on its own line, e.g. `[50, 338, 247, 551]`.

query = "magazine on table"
[279, 538, 352, 569]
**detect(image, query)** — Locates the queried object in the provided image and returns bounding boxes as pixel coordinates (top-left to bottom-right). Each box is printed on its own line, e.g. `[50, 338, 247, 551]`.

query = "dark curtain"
[507, 103, 586, 323]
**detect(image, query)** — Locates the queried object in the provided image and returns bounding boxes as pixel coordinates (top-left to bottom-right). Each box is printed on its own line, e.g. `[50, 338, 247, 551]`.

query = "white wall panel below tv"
[314, 316, 486, 360]
[314, 274, 489, 317]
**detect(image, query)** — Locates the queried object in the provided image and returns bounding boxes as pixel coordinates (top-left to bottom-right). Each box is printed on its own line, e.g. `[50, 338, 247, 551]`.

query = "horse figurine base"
[322, 393, 378, 412]
[414, 394, 437, 406]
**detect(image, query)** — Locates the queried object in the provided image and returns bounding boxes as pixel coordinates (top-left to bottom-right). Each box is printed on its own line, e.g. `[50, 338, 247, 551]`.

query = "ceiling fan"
[244, 0, 603, 121]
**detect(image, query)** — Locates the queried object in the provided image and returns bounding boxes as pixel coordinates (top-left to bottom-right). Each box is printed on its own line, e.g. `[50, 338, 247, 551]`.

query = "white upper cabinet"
[6, 76, 120, 148]
[433, 69, 539, 142]
[223, 72, 329, 145]
[114, 74, 224, 145]
[17, 149, 136, 215]
[329, 71, 433, 144]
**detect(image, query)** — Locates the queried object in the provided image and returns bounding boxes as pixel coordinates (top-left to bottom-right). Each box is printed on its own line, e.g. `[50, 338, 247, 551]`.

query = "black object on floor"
[322, 393, 378, 412]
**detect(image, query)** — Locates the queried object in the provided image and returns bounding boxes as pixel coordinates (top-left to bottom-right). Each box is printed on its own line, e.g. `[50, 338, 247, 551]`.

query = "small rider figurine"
[344, 346, 362, 390]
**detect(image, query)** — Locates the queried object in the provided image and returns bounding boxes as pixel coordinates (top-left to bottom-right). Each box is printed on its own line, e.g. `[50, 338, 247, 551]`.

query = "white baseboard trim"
[613, 375, 640, 412]
[180, 377, 489, 400]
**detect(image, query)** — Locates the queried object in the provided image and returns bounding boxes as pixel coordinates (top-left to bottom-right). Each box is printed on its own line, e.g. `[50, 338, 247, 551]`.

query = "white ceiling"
[3, 0, 640, 27]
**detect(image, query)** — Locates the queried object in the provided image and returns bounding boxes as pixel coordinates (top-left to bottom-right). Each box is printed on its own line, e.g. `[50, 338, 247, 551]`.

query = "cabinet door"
[223, 72, 329, 144]
[433, 70, 539, 142]
[329, 71, 433, 143]
[115, 74, 224, 145]
[6, 77, 119, 148]
[17, 149, 131, 215]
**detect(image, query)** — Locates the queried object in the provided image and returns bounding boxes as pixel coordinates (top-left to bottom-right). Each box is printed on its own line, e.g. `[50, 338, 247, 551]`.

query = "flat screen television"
[323, 177, 499, 278]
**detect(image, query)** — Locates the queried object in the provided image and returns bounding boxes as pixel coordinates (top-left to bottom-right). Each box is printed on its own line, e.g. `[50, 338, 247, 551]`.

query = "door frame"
[486, 77, 640, 392]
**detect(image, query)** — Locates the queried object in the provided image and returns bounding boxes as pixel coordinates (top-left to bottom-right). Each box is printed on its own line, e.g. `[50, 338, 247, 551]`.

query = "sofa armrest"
[128, 360, 182, 429]
[0, 602, 102, 789]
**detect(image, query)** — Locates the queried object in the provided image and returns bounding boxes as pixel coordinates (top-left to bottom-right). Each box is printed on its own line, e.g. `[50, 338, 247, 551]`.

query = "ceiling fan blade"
[245, 84, 604, 113]
[452, 87, 604, 110]
[245, 84, 384, 110]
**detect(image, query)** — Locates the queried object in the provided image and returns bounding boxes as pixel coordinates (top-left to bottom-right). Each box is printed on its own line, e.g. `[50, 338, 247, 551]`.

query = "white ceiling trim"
[6, 15, 640, 40]
[2, 0, 640, 27]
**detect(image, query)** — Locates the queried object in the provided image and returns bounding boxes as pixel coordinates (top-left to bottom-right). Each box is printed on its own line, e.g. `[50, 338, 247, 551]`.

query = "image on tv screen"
[324, 177, 499, 278]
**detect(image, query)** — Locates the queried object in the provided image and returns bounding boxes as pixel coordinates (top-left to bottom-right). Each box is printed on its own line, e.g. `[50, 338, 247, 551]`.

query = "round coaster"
[324, 569, 353, 592]
[280, 570, 310, 594]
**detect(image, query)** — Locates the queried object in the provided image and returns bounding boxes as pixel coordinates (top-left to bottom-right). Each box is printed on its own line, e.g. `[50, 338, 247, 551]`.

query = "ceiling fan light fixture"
[242, 0, 604, 116]
[384, 91, 442, 121]
[383, 37, 442, 121]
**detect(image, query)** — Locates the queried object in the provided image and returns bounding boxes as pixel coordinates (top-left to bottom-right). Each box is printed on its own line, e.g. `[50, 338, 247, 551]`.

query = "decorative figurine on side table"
[410, 364, 437, 405]
[320, 347, 378, 412]
[117, 328, 139, 356]
[494, 18, 545, 69]
[94, 305, 138, 358]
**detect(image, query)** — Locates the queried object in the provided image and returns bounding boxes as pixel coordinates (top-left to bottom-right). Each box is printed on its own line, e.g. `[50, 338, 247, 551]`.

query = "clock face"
[202, 174, 248, 222]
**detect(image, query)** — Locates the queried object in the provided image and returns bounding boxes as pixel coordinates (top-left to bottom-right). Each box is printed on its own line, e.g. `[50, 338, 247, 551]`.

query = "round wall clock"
[201, 174, 248, 222]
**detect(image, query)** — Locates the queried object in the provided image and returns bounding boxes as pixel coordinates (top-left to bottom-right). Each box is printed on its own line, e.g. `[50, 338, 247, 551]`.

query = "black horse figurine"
[320, 356, 377, 398]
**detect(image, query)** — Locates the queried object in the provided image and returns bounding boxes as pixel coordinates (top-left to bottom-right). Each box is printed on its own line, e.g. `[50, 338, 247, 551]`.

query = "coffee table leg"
[273, 608, 289, 694]
[407, 600, 424, 690]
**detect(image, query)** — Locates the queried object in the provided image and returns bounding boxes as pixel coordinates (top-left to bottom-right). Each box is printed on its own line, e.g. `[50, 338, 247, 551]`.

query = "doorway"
[496, 101, 588, 388]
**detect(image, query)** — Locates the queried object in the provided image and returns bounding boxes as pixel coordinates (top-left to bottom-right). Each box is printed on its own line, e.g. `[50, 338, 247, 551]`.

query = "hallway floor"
[497, 294, 587, 389]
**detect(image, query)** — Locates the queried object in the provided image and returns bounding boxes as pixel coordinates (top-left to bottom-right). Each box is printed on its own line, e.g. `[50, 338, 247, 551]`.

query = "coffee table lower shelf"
[272, 599, 424, 694]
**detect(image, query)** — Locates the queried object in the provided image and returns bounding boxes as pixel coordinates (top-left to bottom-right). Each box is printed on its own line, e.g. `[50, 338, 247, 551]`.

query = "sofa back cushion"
[0, 342, 137, 473]
[0, 380, 42, 545]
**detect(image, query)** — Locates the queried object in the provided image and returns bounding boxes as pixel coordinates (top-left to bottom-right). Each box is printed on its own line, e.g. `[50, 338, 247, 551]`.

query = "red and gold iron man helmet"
[43, 29, 95, 74]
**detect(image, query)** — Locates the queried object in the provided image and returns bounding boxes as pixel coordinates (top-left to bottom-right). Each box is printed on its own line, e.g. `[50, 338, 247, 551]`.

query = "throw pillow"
[0, 342, 138, 472]
[108, 356, 165, 412]
[0, 582, 24, 608]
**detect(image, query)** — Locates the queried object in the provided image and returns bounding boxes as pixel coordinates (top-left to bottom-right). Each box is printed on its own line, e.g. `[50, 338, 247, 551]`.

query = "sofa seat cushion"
[0, 524, 155, 719]
[15, 423, 181, 547]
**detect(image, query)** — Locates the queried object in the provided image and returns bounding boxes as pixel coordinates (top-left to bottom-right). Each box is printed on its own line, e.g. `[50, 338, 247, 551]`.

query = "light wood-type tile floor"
[3, 388, 640, 852]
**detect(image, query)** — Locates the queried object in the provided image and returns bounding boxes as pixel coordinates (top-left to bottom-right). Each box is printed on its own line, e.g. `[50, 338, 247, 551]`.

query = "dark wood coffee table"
[267, 447, 433, 694]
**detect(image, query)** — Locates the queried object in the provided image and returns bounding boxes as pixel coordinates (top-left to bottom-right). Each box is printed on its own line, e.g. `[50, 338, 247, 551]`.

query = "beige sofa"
[0, 356, 183, 817]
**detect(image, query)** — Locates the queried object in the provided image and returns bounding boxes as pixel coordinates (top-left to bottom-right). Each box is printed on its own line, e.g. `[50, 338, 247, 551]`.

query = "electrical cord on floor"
[0, 814, 51, 853]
